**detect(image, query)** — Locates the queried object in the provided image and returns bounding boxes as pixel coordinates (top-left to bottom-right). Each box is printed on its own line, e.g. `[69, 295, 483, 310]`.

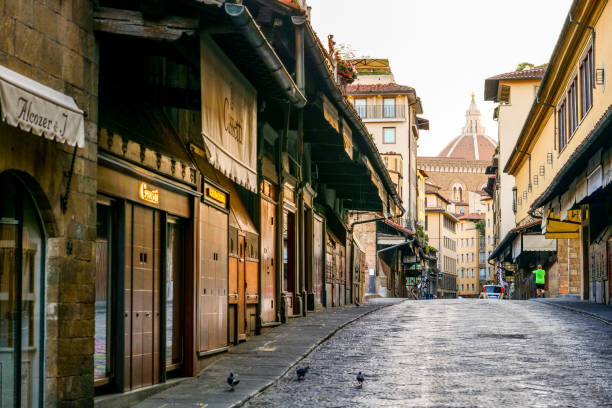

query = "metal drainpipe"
[224, 3, 306, 108]
[569, 13, 596, 89]
[406, 97, 418, 229]
[292, 15, 307, 315]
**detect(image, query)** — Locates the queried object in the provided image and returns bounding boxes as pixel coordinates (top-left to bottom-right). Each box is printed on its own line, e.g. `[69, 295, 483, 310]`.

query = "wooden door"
[237, 235, 246, 340]
[198, 203, 228, 352]
[283, 210, 296, 315]
[312, 215, 324, 308]
[125, 204, 161, 391]
[260, 199, 276, 323]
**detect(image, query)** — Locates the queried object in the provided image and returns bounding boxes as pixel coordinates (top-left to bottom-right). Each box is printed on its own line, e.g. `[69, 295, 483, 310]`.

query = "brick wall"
[0, 0, 97, 406]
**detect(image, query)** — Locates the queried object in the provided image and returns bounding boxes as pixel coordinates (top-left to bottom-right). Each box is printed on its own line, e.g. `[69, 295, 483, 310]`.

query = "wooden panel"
[237, 236, 246, 339]
[228, 257, 238, 304]
[245, 261, 258, 304]
[312, 216, 323, 308]
[124, 203, 133, 392]
[198, 203, 228, 352]
[260, 199, 276, 323]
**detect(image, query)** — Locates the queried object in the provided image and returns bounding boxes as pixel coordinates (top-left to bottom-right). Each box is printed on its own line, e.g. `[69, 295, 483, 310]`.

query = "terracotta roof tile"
[346, 83, 414, 95]
[485, 67, 546, 81]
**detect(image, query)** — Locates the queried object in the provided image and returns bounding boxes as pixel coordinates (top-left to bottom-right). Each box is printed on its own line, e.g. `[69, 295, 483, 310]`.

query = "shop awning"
[543, 209, 580, 239]
[0, 64, 85, 147]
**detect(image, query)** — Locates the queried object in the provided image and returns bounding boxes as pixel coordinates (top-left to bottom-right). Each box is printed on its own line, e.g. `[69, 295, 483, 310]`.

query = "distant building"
[347, 59, 428, 229]
[418, 95, 497, 203]
[424, 183, 458, 298]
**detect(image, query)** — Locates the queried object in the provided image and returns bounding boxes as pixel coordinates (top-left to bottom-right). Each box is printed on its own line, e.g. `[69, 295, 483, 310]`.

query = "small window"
[568, 75, 578, 136]
[580, 46, 593, 118]
[355, 98, 367, 118]
[383, 127, 396, 144]
[512, 187, 518, 213]
[383, 97, 396, 118]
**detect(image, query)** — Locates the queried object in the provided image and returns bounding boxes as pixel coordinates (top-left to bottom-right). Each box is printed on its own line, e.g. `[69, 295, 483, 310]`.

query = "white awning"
[0, 64, 85, 147]
[522, 234, 557, 252]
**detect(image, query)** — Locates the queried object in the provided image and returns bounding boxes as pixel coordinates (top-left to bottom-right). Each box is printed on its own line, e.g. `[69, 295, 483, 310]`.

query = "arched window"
[1, 172, 45, 407]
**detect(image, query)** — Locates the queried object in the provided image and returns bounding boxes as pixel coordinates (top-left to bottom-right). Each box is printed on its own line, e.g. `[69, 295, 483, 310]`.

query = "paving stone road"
[245, 299, 612, 407]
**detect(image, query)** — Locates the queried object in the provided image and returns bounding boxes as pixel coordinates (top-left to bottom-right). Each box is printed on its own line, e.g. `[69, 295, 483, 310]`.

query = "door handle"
[145, 312, 151, 317]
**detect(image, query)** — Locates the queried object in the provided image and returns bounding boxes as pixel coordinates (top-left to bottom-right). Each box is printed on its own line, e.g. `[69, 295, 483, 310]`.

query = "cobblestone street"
[246, 299, 612, 407]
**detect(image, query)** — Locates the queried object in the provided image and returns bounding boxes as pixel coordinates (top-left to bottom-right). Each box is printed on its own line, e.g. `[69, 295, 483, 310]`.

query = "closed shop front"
[96, 157, 196, 393]
[198, 182, 228, 355]
[282, 183, 298, 316]
[312, 214, 325, 309]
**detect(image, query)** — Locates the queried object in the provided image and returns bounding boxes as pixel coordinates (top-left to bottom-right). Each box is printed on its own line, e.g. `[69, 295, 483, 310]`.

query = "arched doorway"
[0, 172, 46, 407]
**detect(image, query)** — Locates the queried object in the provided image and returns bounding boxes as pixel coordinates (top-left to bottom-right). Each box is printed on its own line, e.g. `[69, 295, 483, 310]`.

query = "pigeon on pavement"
[296, 366, 309, 380]
[227, 372, 239, 391]
[356, 372, 364, 387]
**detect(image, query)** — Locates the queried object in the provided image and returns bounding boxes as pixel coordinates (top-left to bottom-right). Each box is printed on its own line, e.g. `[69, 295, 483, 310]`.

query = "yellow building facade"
[505, 0, 612, 302]
[424, 188, 458, 298]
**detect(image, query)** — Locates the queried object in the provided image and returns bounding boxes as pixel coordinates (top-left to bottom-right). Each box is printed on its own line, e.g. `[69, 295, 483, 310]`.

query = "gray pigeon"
[356, 372, 364, 387]
[296, 366, 309, 380]
[227, 372, 239, 391]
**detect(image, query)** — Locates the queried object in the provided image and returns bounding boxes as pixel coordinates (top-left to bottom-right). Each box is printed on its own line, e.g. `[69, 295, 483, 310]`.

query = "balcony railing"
[355, 104, 406, 120]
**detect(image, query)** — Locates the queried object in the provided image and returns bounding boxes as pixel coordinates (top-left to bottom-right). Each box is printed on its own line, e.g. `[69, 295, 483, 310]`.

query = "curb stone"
[530, 299, 612, 326]
[230, 299, 408, 408]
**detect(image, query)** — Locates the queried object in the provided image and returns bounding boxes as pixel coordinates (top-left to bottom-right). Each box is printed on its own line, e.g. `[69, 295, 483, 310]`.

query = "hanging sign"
[200, 37, 257, 193]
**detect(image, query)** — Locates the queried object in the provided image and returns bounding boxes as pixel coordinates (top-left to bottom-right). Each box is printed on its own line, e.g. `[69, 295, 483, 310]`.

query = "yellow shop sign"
[139, 183, 159, 204]
[206, 186, 227, 205]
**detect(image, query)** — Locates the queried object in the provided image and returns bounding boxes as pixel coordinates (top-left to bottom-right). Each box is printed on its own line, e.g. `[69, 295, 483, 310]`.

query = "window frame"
[354, 98, 367, 118]
[567, 73, 579, 137]
[383, 127, 396, 144]
[579, 45, 593, 120]
[558, 96, 568, 152]
[383, 97, 396, 118]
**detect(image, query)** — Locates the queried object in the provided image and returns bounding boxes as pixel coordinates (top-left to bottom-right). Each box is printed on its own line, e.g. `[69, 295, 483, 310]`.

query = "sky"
[307, 0, 573, 157]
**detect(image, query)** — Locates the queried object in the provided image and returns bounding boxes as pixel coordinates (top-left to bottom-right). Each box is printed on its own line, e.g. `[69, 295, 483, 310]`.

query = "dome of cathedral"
[438, 94, 497, 161]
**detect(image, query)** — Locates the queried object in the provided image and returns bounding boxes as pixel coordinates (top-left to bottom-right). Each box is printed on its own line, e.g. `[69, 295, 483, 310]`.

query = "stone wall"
[350, 213, 377, 294]
[0, 0, 97, 406]
[557, 238, 582, 296]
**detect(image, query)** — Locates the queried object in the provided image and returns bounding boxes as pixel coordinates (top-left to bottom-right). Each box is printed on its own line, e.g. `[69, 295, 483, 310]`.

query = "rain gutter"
[223, 3, 307, 108]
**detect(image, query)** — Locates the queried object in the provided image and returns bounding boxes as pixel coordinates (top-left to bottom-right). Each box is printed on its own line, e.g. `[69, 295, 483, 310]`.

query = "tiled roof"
[382, 219, 415, 235]
[511, 219, 541, 232]
[346, 83, 415, 95]
[457, 213, 486, 220]
[485, 67, 546, 81]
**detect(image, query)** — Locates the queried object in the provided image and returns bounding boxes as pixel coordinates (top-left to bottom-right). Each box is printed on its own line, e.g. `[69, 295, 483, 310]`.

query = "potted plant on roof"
[336, 55, 358, 85]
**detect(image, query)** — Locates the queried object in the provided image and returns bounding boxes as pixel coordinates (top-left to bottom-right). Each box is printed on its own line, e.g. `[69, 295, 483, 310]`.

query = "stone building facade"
[0, 1, 98, 406]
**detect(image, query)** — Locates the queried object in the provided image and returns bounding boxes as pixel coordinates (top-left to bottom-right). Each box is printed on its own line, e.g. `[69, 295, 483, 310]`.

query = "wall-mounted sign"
[201, 37, 257, 193]
[206, 185, 227, 205]
[139, 182, 159, 204]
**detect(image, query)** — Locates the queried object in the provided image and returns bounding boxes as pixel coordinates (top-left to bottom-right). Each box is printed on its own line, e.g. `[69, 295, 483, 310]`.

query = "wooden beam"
[94, 7, 198, 41]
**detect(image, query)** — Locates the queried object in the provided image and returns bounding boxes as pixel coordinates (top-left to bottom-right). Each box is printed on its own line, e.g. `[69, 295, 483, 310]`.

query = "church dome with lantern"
[439, 94, 497, 161]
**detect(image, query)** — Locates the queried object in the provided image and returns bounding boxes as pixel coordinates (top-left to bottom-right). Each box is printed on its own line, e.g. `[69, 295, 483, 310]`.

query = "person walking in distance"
[532, 264, 546, 298]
